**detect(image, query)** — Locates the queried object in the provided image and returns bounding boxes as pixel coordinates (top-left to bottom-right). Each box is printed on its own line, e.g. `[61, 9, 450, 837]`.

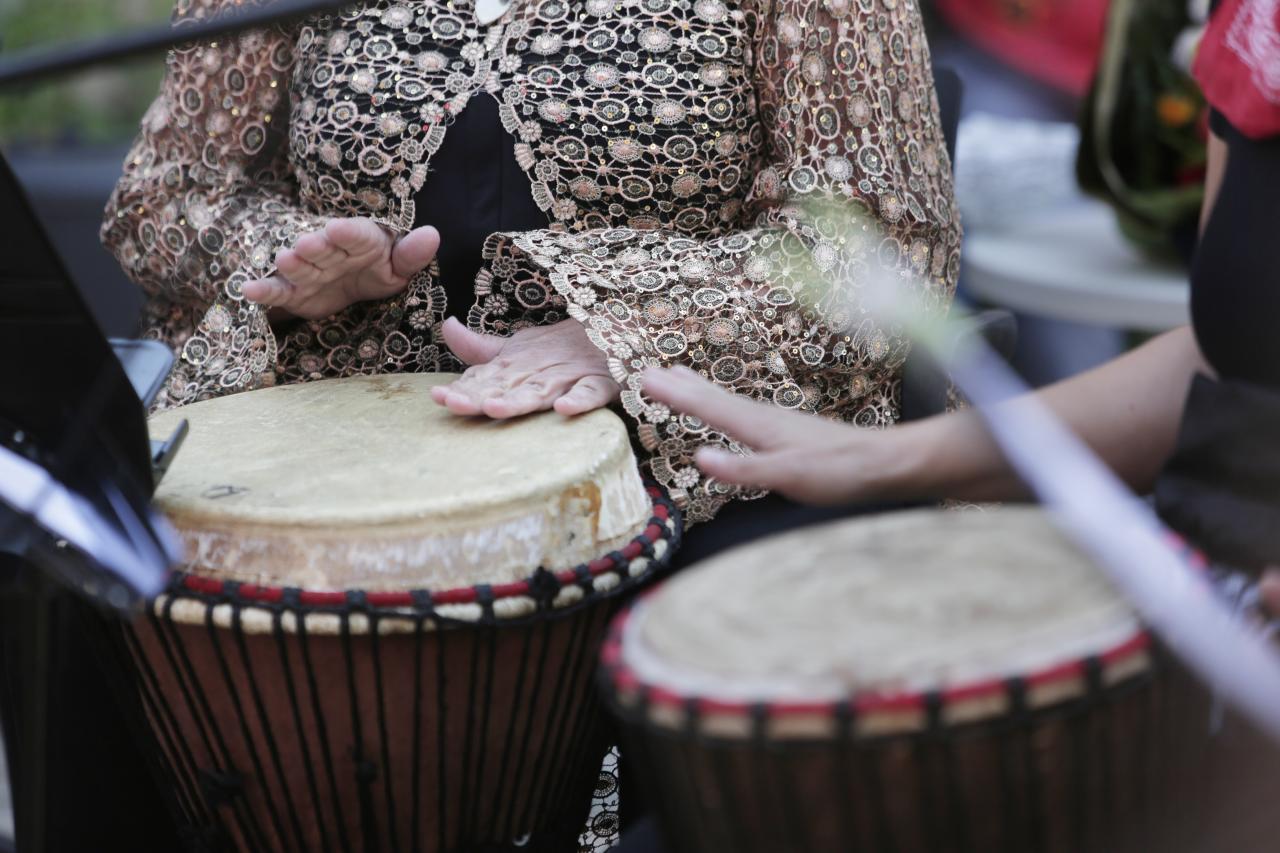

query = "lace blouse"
[102, 0, 961, 522]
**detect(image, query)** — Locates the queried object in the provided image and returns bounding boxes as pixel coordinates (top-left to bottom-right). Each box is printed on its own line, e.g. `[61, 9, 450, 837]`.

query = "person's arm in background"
[643, 327, 1206, 504]
[642, 133, 1227, 506]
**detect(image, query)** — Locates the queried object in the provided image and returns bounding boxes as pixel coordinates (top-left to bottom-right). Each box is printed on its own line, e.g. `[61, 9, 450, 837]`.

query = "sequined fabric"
[103, 0, 961, 522]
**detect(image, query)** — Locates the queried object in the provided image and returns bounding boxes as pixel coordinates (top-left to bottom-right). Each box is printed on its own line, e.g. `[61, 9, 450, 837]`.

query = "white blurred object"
[954, 113, 1083, 231]
[1171, 0, 1210, 73]
[946, 331, 1280, 747]
[861, 270, 1280, 748]
[964, 202, 1191, 331]
[955, 112, 1190, 332]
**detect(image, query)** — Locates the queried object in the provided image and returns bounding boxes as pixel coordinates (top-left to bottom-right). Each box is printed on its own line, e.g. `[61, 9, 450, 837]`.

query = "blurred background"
[0, 0, 171, 341]
[0, 0, 1213, 846]
[0, 0, 1209, 379]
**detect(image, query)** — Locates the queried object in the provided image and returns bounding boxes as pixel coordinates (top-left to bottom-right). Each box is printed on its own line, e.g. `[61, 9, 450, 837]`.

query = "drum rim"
[600, 594, 1152, 736]
[600, 521, 1213, 739]
[153, 484, 680, 628]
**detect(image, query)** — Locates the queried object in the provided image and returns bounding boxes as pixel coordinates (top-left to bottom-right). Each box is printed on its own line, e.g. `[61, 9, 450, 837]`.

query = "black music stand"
[0, 5, 358, 848]
[0, 146, 189, 852]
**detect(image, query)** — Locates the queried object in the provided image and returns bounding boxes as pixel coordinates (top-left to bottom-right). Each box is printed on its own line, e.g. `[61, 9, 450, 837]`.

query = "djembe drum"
[118, 373, 679, 852]
[602, 507, 1211, 853]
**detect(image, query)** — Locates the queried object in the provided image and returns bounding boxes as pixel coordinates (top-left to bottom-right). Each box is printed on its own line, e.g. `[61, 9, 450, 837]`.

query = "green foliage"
[0, 0, 173, 146]
[1076, 0, 1208, 260]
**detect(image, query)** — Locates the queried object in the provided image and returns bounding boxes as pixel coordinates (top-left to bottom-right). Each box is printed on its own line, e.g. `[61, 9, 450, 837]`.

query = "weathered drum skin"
[603, 508, 1227, 853]
[122, 374, 681, 852]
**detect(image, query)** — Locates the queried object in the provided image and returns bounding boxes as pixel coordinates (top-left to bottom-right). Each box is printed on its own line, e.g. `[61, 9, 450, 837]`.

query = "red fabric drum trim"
[601, 597, 1152, 736]
[601, 531, 1213, 734]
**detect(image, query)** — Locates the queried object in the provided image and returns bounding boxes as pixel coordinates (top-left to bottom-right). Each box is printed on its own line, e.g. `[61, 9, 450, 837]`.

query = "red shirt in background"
[1194, 0, 1280, 140]
[933, 0, 1109, 95]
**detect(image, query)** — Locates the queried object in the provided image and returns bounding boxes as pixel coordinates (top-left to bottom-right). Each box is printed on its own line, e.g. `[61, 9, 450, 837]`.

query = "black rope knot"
[528, 566, 561, 605]
[475, 583, 496, 621]
[1006, 676, 1030, 722]
[410, 588, 434, 611]
[749, 702, 769, 746]
[1084, 655, 1104, 696]
[834, 698, 856, 741]
[924, 690, 944, 734]
[219, 580, 242, 606]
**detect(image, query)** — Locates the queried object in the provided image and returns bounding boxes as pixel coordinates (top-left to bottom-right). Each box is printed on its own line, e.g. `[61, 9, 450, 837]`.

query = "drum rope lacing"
[605, 614, 1167, 853]
[595, 520, 1224, 853]
[114, 485, 681, 853]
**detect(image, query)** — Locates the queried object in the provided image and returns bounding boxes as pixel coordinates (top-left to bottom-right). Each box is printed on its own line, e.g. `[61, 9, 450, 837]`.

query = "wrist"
[859, 420, 939, 501]
[891, 410, 1023, 503]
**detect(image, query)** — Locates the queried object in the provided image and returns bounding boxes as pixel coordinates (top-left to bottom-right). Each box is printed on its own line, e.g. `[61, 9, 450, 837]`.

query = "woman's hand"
[431, 317, 620, 418]
[243, 218, 440, 320]
[641, 365, 910, 505]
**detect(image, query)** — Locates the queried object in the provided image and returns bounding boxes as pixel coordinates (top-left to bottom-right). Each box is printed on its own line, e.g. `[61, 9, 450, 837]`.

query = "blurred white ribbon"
[859, 258, 1280, 743]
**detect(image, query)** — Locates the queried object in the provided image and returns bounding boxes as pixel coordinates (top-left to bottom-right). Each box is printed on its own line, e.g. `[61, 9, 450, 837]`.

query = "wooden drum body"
[602, 508, 1209, 853]
[125, 374, 680, 852]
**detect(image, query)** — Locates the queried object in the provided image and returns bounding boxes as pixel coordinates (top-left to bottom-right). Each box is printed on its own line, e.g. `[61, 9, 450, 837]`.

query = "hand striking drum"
[118, 373, 680, 852]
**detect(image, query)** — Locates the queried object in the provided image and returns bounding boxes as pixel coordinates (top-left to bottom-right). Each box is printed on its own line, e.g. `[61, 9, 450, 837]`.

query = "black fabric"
[1151, 112, 1280, 566]
[410, 93, 549, 319]
[932, 66, 962, 166]
[1189, 111, 1280, 388]
[1154, 374, 1280, 571]
[613, 816, 666, 853]
[1209, 107, 1231, 141]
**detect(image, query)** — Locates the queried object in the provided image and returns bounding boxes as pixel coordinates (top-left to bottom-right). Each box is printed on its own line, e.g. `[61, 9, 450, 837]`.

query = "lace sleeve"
[473, 0, 961, 523]
[101, 0, 328, 408]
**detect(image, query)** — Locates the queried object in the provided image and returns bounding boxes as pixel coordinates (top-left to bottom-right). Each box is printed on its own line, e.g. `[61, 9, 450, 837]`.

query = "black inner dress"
[1189, 111, 1280, 387]
[410, 93, 550, 319]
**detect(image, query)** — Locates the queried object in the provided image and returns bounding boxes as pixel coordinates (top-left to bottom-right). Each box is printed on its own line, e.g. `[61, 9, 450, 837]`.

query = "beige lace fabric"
[103, 0, 961, 522]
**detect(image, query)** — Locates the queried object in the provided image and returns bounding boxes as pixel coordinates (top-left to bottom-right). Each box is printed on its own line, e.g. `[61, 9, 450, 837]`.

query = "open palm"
[243, 218, 440, 320]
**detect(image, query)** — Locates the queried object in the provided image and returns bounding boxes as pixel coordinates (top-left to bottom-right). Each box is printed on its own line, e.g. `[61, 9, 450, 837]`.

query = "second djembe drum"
[121, 373, 680, 852]
[603, 507, 1210, 853]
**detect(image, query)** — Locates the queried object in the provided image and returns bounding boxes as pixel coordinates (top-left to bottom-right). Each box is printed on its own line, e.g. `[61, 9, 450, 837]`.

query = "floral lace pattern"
[103, 0, 960, 521]
[579, 747, 622, 851]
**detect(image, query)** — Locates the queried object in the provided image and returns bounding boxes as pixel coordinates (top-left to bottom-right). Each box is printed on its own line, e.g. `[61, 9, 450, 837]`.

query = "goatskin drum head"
[625, 506, 1140, 706]
[148, 374, 651, 591]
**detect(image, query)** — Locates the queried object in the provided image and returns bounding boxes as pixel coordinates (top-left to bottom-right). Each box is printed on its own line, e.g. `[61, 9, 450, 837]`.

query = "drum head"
[618, 506, 1143, 731]
[149, 374, 652, 591]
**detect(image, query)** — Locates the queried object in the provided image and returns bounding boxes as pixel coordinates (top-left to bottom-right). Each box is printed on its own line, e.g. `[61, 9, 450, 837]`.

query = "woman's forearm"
[642, 328, 1209, 507]
[886, 327, 1208, 502]
[881, 129, 1229, 505]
